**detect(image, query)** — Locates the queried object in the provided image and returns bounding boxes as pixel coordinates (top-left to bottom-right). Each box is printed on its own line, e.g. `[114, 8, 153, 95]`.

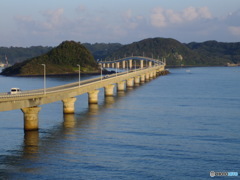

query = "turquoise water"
[0, 67, 240, 179]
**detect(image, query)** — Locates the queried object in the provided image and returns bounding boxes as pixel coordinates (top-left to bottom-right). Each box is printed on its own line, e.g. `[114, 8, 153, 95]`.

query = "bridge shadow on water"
[0, 77, 155, 179]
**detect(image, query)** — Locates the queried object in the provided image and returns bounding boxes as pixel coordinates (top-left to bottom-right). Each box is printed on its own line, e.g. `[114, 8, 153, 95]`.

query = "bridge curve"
[99, 56, 165, 65]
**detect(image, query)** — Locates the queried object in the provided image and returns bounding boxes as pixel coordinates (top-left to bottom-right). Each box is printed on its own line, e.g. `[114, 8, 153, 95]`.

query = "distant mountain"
[105, 37, 240, 66]
[0, 46, 52, 65]
[1, 38, 240, 69]
[186, 40, 240, 65]
[1, 41, 98, 76]
[105, 38, 198, 66]
[83, 43, 122, 61]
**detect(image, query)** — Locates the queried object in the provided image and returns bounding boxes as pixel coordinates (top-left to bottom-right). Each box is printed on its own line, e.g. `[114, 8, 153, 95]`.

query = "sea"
[0, 66, 239, 180]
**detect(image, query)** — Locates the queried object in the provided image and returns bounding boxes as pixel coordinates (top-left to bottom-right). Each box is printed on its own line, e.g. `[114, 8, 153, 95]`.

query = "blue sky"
[1, 0, 240, 46]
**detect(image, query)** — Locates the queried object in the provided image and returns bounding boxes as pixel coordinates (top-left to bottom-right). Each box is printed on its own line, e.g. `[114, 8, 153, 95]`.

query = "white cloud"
[76, 5, 86, 12]
[41, 8, 65, 30]
[10, 5, 240, 46]
[198, 7, 212, 19]
[150, 6, 213, 28]
[150, 7, 167, 28]
[229, 26, 240, 36]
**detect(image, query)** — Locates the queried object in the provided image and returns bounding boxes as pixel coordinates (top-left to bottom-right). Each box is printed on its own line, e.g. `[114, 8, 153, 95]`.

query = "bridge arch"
[98, 56, 165, 69]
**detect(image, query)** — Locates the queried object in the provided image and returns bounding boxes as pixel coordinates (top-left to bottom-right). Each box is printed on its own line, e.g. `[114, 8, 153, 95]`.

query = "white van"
[10, 88, 21, 94]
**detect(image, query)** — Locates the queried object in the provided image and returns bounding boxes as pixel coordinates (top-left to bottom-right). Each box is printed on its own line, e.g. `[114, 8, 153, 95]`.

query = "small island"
[1, 41, 99, 76]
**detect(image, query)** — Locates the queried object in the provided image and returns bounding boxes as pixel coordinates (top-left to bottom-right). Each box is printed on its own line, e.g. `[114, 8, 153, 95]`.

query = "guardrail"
[0, 65, 161, 101]
[98, 56, 165, 65]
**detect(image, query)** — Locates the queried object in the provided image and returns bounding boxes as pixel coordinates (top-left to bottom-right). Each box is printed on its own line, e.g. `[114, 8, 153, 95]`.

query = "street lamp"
[100, 63, 103, 81]
[115, 62, 117, 77]
[77, 64, 81, 87]
[134, 60, 136, 72]
[41, 64, 46, 95]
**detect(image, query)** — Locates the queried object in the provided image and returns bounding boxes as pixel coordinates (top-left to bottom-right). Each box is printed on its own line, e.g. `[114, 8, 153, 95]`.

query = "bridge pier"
[117, 81, 125, 91]
[21, 106, 41, 131]
[140, 60, 144, 69]
[104, 84, 115, 96]
[116, 62, 120, 69]
[153, 70, 157, 78]
[145, 73, 150, 80]
[88, 90, 99, 104]
[141, 74, 145, 82]
[134, 76, 140, 84]
[127, 78, 134, 87]
[62, 97, 77, 114]
[129, 60, 132, 69]
[122, 61, 125, 68]
[149, 72, 152, 79]
[149, 61, 152, 67]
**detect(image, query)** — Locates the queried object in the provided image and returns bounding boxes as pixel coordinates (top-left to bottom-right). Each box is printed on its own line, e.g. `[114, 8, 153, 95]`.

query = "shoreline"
[0, 70, 116, 77]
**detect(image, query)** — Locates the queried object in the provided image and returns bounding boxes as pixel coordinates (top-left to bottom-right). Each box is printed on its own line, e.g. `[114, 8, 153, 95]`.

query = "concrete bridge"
[0, 56, 165, 131]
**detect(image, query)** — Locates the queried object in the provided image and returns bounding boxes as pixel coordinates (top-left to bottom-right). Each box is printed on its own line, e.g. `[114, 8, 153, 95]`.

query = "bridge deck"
[0, 65, 164, 112]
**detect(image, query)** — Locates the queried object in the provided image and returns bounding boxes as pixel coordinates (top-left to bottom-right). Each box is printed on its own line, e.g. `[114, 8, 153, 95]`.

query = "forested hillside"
[83, 43, 122, 60]
[1, 38, 240, 67]
[1, 41, 98, 76]
[105, 38, 239, 66]
[186, 41, 240, 65]
[0, 46, 52, 65]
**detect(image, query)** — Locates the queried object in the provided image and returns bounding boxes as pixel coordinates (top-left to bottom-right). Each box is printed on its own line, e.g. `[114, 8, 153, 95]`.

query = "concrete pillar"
[122, 61, 125, 68]
[88, 89, 99, 104]
[117, 81, 125, 91]
[149, 72, 153, 79]
[62, 97, 77, 114]
[141, 74, 145, 82]
[116, 62, 120, 69]
[127, 78, 134, 87]
[112, 63, 115, 68]
[107, 63, 110, 68]
[153, 70, 157, 77]
[104, 84, 115, 96]
[140, 60, 144, 69]
[149, 61, 152, 67]
[102, 63, 106, 68]
[134, 76, 140, 84]
[21, 106, 41, 131]
[146, 73, 150, 80]
[129, 59, 132, 69]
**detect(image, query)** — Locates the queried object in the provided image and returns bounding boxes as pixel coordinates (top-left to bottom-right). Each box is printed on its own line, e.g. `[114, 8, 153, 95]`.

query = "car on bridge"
[9, 88, 21, 95]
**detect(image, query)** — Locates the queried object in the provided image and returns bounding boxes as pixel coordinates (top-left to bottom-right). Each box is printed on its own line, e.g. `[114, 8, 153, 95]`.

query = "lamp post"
[115, 62, 117, 77]
[77, 64, 81, 87]
[101, 63, 103, 81]
[134, 60, 136, 72]
[41, 64, 46, 95]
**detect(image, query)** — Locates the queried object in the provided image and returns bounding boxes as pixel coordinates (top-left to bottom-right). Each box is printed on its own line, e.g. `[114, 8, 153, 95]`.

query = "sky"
[1, 0, 240, 47]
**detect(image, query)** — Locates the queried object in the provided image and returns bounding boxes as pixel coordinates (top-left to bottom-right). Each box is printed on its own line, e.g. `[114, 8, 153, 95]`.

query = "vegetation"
[186, 41, 240, 65]
[83, 43, 122, 61]
[0, 46, 52, 65]
[1, 38, 240, 74]
[104, 38, 240, 66]
[1, 41, 98, 76]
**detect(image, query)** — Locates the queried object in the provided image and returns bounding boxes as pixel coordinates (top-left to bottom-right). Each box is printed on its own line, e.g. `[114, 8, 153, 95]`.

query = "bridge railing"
[0, 65, 162, 100]
[99, 56, 165, 65]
